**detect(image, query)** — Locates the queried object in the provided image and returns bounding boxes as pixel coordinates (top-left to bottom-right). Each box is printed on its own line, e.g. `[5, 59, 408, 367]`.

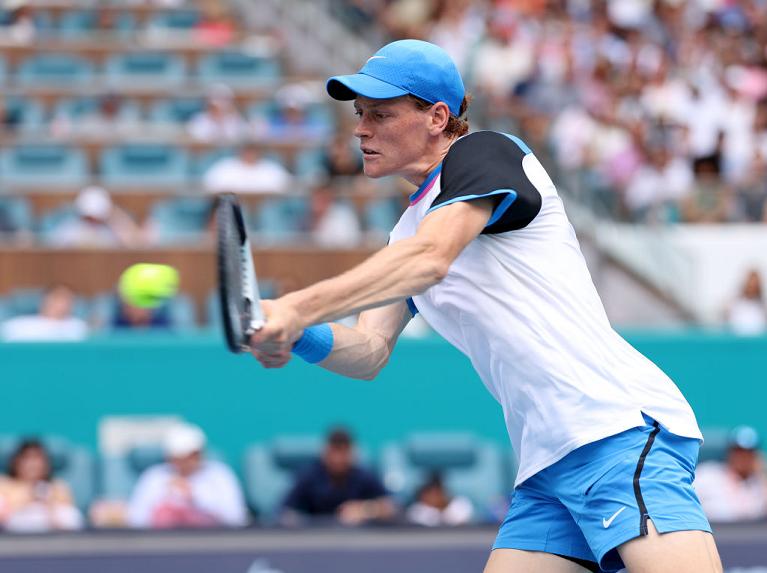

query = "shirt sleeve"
[427, 131, 543, 235]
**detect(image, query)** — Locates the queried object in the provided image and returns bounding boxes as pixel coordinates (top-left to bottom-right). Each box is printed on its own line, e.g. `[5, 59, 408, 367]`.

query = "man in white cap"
[51, 186, 140, 248]
[127, 423, 247, 529]
[249, 39, 723, 573]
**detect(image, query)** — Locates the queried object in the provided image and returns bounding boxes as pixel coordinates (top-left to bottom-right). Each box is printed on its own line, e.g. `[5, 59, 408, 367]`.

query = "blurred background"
[0, 0, 765, 572]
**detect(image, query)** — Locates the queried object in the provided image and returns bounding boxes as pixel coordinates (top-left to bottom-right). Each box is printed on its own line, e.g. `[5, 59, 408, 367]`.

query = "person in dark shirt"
[281, 428, 395, 526]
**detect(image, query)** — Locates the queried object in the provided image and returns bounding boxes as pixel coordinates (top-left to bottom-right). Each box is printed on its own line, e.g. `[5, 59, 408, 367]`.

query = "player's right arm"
[318, 300, 413, 380]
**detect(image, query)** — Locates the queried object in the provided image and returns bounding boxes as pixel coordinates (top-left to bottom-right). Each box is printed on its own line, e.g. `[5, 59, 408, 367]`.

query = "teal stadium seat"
[253, 198, 307, 244]
[146, 197, 214, 245]
[0, 435, 95, 512]
[53, 97, 142, 123]
[105, 53, 187, 89]
[6, 96, 45, 134]
[17, 54, 94, 87]
[149, 98, 206, 124]
[197, 51, 281, 87]
[365, 198, 402, 239]
[699, 427, 731, 463]
[243, 437, 372, 519]
[2, 287, 89, 319]
[57, 10, 136, 40]
[0, 145, 88, 188]
[149, 9, 201, 30]
[380, 433, 506, 521]
[0, 196, 33, 236]
[101, 145, 189, 189]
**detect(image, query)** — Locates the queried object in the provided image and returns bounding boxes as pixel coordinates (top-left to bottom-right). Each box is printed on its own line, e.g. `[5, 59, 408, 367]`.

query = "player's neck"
[402, 136, 454, 188]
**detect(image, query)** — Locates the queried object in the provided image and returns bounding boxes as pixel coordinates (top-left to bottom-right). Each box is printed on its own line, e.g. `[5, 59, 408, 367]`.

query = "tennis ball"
[118, 263, 179, 309]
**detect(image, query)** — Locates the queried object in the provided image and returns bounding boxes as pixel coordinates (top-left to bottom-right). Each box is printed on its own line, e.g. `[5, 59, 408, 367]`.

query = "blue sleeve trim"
[425, 189, 518, 230]
[292, 323, 334, 364]
[502, 133, 532, 154]
[406, 297, 418, 317]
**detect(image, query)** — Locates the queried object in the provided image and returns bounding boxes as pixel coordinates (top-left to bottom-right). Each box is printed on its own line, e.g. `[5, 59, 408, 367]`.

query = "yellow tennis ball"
[118, 263, 179, 309]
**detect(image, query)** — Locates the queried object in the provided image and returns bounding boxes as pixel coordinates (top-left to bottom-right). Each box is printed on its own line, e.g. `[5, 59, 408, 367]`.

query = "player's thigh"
[484, 548, 594, 573]
[617, 519, 723, 573]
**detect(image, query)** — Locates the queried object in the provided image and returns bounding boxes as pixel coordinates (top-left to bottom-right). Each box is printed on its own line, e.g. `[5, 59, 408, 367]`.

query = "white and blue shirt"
[389, 131, 702, 486]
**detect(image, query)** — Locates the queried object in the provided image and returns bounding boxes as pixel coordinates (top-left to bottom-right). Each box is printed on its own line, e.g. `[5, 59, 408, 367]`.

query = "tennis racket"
[216, 193, 265, 353]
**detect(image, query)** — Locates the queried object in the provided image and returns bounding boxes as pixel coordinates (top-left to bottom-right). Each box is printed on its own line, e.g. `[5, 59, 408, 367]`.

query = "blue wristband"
[292, 323, 334, 364]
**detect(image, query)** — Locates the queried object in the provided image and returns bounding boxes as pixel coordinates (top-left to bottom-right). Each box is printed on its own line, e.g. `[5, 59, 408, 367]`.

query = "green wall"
[0, 332, 763, 467]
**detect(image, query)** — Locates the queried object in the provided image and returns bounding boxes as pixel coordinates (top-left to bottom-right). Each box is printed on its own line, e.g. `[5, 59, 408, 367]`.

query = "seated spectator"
[0, 439, 83, 532]
[203, 142, 292, 194]
[695, 426, 767, 523]
[187, 84, 248, 143]
[127, 424, 247, 529]
[194, 0, 237, 47]
[0, 95, 22, 133]
[321, 132, 363, 177]
[406, 473, 473, 527]
[310, 183, 362, 248]
[49, 186, 142, 248]
[0, 0, 37, 44]
[725, 268, 767, 336]
[0, 284, 89, 342]
[111, 299, 172, 331]
[50, 94, 137, 139]
[253, 84, 329, 142]
[280, 427, 395, 526]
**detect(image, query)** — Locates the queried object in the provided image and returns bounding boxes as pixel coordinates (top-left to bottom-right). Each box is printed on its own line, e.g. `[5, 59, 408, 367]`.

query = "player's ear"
[428, 102, 450, 136]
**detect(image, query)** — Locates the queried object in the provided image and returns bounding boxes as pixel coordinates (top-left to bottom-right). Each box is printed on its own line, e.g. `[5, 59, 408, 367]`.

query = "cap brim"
[326, 73, 409, 102]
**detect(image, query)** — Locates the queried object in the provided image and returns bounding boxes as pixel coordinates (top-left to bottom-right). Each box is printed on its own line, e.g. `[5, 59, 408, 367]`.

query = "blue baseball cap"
[326, 39, 465, 117]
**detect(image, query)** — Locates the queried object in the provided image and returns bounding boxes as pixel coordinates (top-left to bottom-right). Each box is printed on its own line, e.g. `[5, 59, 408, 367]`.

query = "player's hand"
[249, 299, 304, 360]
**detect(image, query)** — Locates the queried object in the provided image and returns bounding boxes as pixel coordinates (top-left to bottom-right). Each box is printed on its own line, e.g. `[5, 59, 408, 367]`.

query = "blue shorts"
[493, 415, 711, 572]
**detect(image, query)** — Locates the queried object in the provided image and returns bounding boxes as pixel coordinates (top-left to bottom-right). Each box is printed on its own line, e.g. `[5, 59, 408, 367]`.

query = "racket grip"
[292, 323, 334, 363]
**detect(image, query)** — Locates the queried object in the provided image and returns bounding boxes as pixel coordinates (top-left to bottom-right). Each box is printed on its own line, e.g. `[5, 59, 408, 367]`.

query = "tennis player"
[250, 40, 722, 573]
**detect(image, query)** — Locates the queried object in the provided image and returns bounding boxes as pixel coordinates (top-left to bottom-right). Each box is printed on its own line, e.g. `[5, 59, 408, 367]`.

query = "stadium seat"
[149, 9, 201, 30]
[0, 196, 33, 236]
[379, 433, 505, 519]
[243, 437, 371, 519]
[16, 54, 94, 87]
[149, 98, 206, 124]
[196, 51, 281, 87]
[146, 196, 214, 245]
[57, 10, 136, 39]
[365, 198, 402, 238]
[252, 198, 307, 244]
[5, 96, 45, 134]
[105, 53, 187, 89]
[100, 145, 189, 189]
[0, 435, 96, 511]
[0, 145, 88, 188]
[191, 147, 236, 179]
[52, 97, 142, 123]
[1, 287, 89, 319]
[699, 427, 731, 463]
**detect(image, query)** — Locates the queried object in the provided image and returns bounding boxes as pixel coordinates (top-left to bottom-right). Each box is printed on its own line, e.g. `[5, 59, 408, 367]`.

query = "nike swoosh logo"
[367, 56, 386, 62]
[602, 507, 626, 528]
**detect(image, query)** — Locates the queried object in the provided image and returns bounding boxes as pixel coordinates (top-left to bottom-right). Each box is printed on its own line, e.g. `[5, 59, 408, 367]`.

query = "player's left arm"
[250, 198, 494, 354]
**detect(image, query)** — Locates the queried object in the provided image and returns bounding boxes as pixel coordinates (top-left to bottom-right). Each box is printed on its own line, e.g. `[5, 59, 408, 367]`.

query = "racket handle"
[292, 323, 334, 364]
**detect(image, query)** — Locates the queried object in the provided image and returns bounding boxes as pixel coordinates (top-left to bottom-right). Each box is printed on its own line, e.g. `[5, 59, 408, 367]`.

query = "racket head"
[216, 193, 264, 353]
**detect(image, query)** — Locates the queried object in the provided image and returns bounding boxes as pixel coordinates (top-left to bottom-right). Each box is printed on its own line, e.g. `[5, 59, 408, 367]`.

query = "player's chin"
[362, 157, 388, 178]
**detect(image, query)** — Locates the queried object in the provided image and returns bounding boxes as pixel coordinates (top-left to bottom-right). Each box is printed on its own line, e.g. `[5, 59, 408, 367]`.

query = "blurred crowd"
[1, 422, 764, 534]
[333, 0, 767, 223]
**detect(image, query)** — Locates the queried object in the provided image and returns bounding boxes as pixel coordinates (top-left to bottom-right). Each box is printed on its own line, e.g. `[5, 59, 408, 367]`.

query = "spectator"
[111, 298, 173, 331]
[203, 142, 292, 195]
[406, 473, 473, 527]
[281, 427, 395, 526]
[0, 95, 22, 133]
[695, 426, 767, 523]
[310, 183, 363, 248]
[0, 0, 37, 44]
[0, 285, 89, 342]
[50, 94, 137, 138]
[725, 268, 767, 336]
[194, 0, 237, 47]
[187, 84, 248, 143]
[127, 424, 247, 529]
[48, 186, 142, 248]
[321, 132, 363, 177]
[252, 83, 330, 142]
[0, 439, 83, 532]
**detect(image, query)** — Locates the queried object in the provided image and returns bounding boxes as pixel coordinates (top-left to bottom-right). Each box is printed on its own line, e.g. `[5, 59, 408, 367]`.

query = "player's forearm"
[318, 323, 392, 380]
[283, 237, 446, 328]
